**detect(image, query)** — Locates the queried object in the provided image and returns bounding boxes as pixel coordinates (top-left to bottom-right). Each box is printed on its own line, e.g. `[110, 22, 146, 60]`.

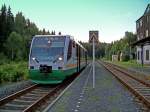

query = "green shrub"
[0, 71, 2, 83]
[122, 54, 130, 61]
[0, 53, 8, 65]
[0, 61, 29, 83]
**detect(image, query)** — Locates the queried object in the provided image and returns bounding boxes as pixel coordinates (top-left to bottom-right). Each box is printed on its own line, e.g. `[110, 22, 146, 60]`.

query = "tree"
[104, 31, 137, 61]
[0, 5, 55, 61]
[51, 31, 54, 35]
[0, 4, 7, 51]
[42, 28, 46, 34]
[53, 30, 55, 35]
[5, 32, 22, 60]
[58, 32, 61, 35]
[6, 6, 14, 37]
[51, 30, 56, 35]
[14, 12, 26, 35]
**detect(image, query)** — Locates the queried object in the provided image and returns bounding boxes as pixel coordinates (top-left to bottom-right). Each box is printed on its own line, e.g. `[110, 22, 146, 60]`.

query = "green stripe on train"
[29, 67, 77, 84]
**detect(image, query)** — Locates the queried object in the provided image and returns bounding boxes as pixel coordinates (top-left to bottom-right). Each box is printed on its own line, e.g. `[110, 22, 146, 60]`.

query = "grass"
[107, 60, 149, 69]
[0, 61, 29, 84]
[106, 60, 150, 80]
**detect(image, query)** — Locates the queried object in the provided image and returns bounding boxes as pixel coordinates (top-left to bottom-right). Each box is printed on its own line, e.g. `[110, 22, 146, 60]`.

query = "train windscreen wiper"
[32, 57, 39, 63]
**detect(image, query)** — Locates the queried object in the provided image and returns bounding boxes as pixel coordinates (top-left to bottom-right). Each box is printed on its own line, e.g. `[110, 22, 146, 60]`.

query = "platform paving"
[46, 62, 143, 112]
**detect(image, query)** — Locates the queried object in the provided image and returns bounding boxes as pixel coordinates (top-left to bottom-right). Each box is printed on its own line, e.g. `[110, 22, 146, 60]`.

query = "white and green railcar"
[29, 35, 87, 84]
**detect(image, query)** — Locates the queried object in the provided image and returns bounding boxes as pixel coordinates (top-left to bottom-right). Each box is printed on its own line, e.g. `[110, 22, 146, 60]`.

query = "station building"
[133, 4, 150, 65]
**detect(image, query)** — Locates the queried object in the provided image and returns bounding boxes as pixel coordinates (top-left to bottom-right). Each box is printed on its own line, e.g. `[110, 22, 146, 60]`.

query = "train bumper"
[29, 67, 77, 84]
[29, 70, 66, 84]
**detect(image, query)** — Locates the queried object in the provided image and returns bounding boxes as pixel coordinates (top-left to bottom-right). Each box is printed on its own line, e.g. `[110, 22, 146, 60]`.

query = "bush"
[122, 54, 130, 61]
[0, 71, 2, 83]
[0, 53, 8, 65]
[0, 61, 29, 83]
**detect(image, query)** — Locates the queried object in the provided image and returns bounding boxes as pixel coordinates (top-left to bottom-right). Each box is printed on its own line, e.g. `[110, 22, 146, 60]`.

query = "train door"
[76, 44, 79, 72]
[79, 46, 81, 71]
[76, 44, 81, 72]
[85, 51, 87, 65]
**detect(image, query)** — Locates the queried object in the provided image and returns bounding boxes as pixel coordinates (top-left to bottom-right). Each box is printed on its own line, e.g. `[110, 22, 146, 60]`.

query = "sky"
[0, 0, 150, 43]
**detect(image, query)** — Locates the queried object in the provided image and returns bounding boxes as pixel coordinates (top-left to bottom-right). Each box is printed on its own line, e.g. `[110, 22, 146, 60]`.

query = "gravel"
[0, 80, 34, 100]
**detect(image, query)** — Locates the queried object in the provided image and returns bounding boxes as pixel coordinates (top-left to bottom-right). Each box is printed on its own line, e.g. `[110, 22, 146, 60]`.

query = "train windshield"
[31, 36, 65, 61]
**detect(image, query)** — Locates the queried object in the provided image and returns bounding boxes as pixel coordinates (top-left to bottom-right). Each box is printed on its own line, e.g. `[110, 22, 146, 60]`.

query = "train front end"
[29, 35, 66, 84]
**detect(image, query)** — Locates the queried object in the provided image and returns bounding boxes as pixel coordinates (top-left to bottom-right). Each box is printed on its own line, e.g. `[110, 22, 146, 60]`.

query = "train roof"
[34, 35, 70, 37]
[33, 35, 87, 51]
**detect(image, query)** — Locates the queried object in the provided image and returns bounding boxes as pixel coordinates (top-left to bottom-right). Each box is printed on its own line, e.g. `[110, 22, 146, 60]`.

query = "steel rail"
[0, 66, 86, 112]
[0, 84, 38, 106]
[23, 85, 61, 112]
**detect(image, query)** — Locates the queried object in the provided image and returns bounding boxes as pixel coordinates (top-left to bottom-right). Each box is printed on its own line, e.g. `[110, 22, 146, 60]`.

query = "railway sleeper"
[19, 96, 38, 101]
[8, 100, 33, 105]
[0, 109, 21, 112]
[0, 103, 28, 110]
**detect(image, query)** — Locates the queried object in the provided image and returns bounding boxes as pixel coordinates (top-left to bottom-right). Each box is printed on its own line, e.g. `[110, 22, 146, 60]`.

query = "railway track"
[0, 84, 61, 112]
[0, 72, 80, 112]
[100, 61, 150, 109]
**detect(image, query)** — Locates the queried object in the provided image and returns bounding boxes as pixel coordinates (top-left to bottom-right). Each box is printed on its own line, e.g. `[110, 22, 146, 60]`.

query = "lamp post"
[89, 31, 99, 89]
[93, 37, 95, 88]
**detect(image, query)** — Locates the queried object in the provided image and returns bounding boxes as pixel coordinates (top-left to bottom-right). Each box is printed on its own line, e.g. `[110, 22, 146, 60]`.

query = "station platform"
[45, 62, 141, 112]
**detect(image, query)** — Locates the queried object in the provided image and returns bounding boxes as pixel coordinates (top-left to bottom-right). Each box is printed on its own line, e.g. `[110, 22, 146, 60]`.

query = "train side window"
[73, 41, 75, 47]
[67, 40, 72, 60]
[76, 44, 78, 57]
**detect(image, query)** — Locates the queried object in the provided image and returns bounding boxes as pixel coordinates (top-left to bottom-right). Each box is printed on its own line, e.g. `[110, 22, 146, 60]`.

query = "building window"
[146, 50, 149, 60]
[140, 19, 142, 27]
[146, 29, 149, 37]
[137, 35, 139, 40]
[140, 33, 143, 39]
[137, 22, 139, 29]
[147, 16, 149, 22]
[137, 51, 140, 60]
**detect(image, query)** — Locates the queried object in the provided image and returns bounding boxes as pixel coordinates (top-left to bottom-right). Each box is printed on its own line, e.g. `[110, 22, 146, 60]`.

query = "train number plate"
[40, 65, 52, 73]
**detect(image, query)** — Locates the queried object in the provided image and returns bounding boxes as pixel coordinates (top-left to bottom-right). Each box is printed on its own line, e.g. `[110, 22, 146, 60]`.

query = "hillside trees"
[0, 4, 7, 52]
[6, 6, 14, 37]
[5, 32, 22, 60]
[0, 4, 52, 61]
[0, 4, 137, 62]
[81, 31, 136, 61]
[105, 32, 136, 61]
[81, 42, 107, 58]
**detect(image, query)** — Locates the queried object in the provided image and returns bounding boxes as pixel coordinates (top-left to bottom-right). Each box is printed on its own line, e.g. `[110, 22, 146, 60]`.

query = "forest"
[0, 4, 56, 63]
[0, 4, 137, 83]
[0, 5, 56, 83]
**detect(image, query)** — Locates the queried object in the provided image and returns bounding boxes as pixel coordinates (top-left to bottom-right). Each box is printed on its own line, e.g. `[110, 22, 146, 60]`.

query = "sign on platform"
[89, 31, 99, 43]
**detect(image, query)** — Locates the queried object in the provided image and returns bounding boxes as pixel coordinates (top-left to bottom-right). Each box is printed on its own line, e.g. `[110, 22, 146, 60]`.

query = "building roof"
[133, 4, 150, 46]
[132, 37, 150, 46]
[136, 4, 150, 22]
[144, 4, 150, 15]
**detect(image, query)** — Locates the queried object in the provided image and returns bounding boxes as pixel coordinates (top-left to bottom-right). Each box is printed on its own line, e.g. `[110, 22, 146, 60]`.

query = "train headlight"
[58, 57, 63, 61]
[48, 40, 51, 44]
[32, 57, 35, 60]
